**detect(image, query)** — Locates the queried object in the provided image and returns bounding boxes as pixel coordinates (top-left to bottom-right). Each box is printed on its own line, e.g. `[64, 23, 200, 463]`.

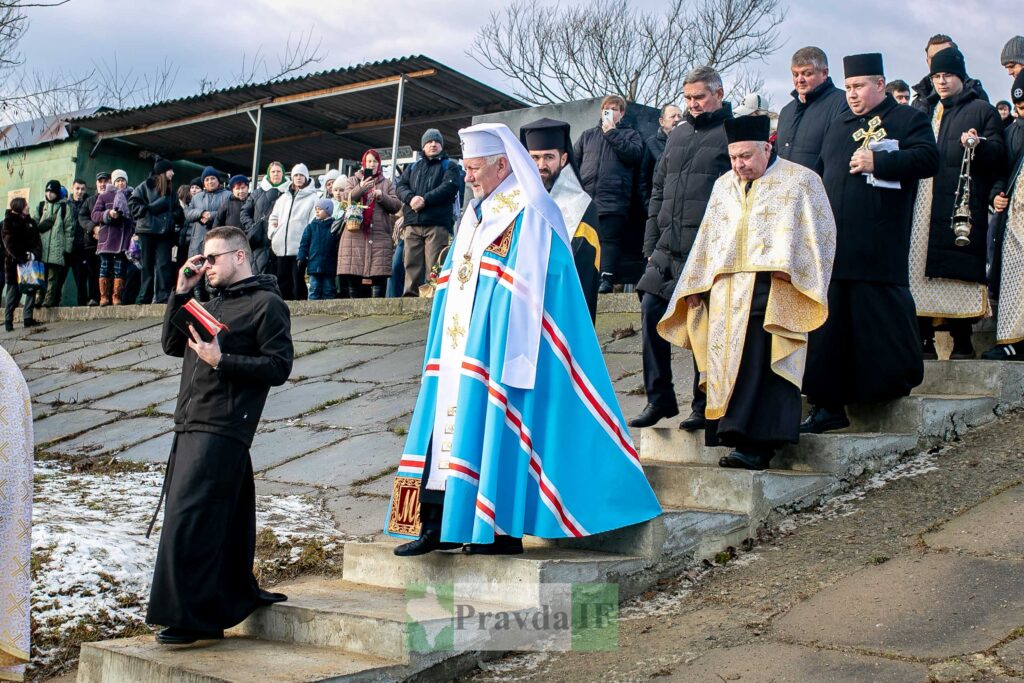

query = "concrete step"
[641, 428, 919, 476]
[844, 394, 996, 438]
[528, 508, 751, 563]
[343, 541, 649, 607]
[915, 359, 1024, 405]
[230, 578, 515, 671]
[77, 634, 404, 683]
[643, 462, 836, 517]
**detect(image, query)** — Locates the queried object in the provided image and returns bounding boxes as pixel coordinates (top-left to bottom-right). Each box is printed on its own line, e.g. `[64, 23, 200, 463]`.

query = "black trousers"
[275, 255, 307, 301]
[804, 279, 923, 408]
[640, 291, 705, 413]
[147, 432, 261, 632]
[66, 247, 97, 305]
[919, 316, 976, 344]
[137, 233, 176, 304]
[597, 213, 628, 278]
[705, 274, 800, 451]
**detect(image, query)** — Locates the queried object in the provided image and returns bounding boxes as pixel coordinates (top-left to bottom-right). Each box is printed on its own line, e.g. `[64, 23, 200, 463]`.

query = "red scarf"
[360, 149, 382, 235]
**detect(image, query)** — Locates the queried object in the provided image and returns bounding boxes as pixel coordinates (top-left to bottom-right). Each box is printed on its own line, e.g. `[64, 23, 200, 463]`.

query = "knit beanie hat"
[421, 128, 444, 148]
[315, 198, 334, 214]
[111, 169, 128, 184]
[1001, 36, 1024, 67]
[153, 159, 173, 175]
[45, 179, 61, 195]
[228, 174, 249, 189]
[324, 169, 340, 183]
[200, 166, 219, 181]
[291, 163, 310, 180]
[929, 47, 968, 84]
[1012, 72, 1024, 105]
[189, 177, 202, 188]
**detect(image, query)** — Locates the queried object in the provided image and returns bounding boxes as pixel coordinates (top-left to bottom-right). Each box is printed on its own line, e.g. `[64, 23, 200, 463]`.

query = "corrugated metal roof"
[0, 107, 103, 150]
[68, 56, 525, 172]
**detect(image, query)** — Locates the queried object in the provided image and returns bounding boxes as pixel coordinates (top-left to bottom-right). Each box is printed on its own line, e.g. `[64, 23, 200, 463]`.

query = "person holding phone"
[573, 95, 643, 294]
[147, 226, 293, 645]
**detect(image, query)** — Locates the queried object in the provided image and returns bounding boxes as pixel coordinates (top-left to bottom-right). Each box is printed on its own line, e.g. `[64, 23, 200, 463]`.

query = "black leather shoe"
[921, 339, 938, 360]
[155, 627, 223, 645]
[464, 535, 524, 555]
[678, 410, 706, 431]
[799, 405, 850, 434]
[981, 343, 1024, 361]
[393, 529, 462, 557]
[718, 450, 770, 471]
[598, 274, 614, 294]
[23, 318, 39, 328]
[3, 322, 12, 332]
[257, 589, 288, 605]
[628, 403, 679, 428]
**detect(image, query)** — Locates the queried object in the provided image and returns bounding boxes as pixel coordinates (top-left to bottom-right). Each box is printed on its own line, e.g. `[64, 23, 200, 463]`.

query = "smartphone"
[602, 109, 614, 125]
[362, 167, 373, 176]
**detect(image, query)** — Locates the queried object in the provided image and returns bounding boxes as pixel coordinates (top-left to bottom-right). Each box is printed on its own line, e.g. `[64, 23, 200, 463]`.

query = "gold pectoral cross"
[852, 116, 887, 149]
[447, 314, 466, 350]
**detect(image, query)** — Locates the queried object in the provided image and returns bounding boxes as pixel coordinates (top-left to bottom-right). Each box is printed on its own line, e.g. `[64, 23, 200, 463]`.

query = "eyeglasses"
[200, 250, 241, 266]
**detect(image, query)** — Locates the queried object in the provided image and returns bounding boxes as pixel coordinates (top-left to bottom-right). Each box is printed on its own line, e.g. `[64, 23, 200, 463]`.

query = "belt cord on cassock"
[146, 445, 177, 539]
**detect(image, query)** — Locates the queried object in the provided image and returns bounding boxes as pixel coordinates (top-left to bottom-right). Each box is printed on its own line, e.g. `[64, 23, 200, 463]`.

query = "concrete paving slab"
[254, 480, 318, 497]
[117, 431, 175, 463]
[348, 317, 429, 346]
[601, 330, 642, 354]
[602, 351, 643, 381]
[0, 339, 46, 356]
[303, 386, 416, 430]
[668, 642, 928, 682]
[287, 315, 341, 335]
[924, 485, 1024, 559]
[153, 397, 177, 415]
[50, 417, 171, 456]
[338, 345, 422, 383]
[34, 408, 119, 444]
[263, 432, 404, 488]
[293, 315, 408, 343]
[91, 376, 181, 412]
[289, 345, 390, 380]
[260, 381, 372, 421]
[324, 493, 391, 537]
[119, 324, 163, 343]
[775, 553, 1024, 659]
[16, 367, 48, 382]
[594, 311, 640, 338]
[12, 340, 87, 365]
[997, 637, 1024, 673]
[72, 319, 162, 343]
[250, 426, 347, 472]
[27, 319, 108, 341]
[355, 472, 394, 498]
[31, 340, 142, 369]
[130, 352, 182, 372]
[88, 343, 165, 369]
[35, 371, 158, 405]
[26, 370, 99, 396]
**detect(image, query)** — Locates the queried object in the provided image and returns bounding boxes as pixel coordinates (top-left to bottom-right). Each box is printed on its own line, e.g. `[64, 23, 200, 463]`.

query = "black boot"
[464, 535, 524, 555]
[3, 321, 12, 332]
[950, 329, 975, 360]
[598, 273, 613, 294]
[393, 528, 462, 557]
[719, 447, 773, 471]
[921, 338, 938, 360]
[628, 402, 679, 428]
[799, 405, 850, 434]
[257, 589, 288, 605]
[155, 626, 223, 645]
[679, 410, 707, 431]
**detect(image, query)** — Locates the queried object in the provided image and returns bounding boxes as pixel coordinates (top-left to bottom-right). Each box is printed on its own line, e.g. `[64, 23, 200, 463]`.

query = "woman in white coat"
[268, 163, 318, 300]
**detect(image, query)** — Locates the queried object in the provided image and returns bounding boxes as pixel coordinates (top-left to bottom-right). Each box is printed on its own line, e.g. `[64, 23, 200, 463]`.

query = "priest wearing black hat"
[986, 71, 1024, 360]
[906, 47, 1005, 360]
[520, 118, 601, 322]
[801, 53, 940, 434]
[657, 116, 836, 469]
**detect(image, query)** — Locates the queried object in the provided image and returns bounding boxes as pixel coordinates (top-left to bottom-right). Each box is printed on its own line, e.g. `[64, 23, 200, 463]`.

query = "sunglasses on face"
[198, 250, 241, 266]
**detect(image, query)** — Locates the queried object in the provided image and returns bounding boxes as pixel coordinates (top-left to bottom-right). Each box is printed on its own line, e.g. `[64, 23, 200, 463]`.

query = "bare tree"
[91, 54, 178, 109]
[470, 0, 786, 107]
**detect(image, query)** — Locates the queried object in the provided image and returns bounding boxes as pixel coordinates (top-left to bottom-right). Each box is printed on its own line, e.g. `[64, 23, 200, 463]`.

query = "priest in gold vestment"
[658, 116, 836, 470]
[0, 346, 31, 681]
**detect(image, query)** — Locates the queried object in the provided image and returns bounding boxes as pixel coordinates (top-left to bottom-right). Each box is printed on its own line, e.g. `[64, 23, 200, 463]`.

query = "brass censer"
[951, 134, 985, 247]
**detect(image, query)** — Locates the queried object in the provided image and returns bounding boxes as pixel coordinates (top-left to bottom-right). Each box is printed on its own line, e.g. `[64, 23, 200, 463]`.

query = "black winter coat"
[819, 94, 941, 285]
[129, 176, 185, 236]
[78, 194, 100, 250]
[1006, 119, 1024, 172]
[1, 211, 41, 285]
[775, 77, 848, 171]
[574, 122, 643, 216]
[639, 128, 669, 210]
[990, 121, 1024, 298]
[162, 274, 293, 447]
[637, 106, 732, 300]
[911, 75, 989, 115]
[918, 85, 1006, 283]
[395, 153, 463, 231]
[240, 186, 279, 251]
[66, 195, 89, 250]
[214, 194, 251, 230]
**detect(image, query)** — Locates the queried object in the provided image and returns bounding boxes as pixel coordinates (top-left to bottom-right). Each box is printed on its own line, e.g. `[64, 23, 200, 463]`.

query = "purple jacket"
[91, 188, 135, 254]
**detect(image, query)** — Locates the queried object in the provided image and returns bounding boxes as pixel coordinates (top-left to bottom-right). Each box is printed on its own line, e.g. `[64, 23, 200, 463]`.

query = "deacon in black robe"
[802, 53, 940, 433]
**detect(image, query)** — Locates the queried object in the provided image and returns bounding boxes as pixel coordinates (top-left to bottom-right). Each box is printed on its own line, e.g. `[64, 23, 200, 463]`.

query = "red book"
[170, 298, 229, 342]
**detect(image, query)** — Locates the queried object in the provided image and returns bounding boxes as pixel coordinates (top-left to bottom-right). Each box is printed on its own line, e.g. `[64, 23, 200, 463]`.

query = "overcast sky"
[18, 0, 1020, 113]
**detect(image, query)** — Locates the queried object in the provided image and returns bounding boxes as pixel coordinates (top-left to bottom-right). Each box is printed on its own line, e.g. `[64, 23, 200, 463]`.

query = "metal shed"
[67, 56, 525, 178]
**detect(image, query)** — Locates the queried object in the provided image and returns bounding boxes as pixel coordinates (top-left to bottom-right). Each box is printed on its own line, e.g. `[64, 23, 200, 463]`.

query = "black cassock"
[146, 431, 261, 632]
[705, 273, 801, 451]
[804, 94, 940, 407]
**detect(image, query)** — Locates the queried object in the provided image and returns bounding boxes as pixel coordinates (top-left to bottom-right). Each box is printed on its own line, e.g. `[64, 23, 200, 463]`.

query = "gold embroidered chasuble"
[0, 347, 31, 682]
[657, 158, 836, 420]
[998, 172, 1024, 344]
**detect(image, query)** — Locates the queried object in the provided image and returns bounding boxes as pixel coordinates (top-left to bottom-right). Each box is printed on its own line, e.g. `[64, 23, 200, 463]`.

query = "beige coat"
[337, 173, 401, 277]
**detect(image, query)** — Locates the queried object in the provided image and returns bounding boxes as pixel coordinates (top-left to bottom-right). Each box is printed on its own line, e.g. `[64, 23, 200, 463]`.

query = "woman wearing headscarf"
[241, 161, 289, 276]
[337, 150, 401, 298]
[130, 159, 184, 303]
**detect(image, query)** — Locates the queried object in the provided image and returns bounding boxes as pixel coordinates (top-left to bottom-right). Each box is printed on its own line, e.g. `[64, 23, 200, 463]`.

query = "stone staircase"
[77, 360, 1024, 683]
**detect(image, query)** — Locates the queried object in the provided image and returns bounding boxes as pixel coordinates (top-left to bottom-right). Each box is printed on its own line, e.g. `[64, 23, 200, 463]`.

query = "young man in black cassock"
[802, 53, 941, 433]
[147, 226, 293, 645]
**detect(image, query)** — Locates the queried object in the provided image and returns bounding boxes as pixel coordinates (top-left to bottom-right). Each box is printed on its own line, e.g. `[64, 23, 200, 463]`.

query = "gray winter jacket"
[184, 187, 230, 257]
